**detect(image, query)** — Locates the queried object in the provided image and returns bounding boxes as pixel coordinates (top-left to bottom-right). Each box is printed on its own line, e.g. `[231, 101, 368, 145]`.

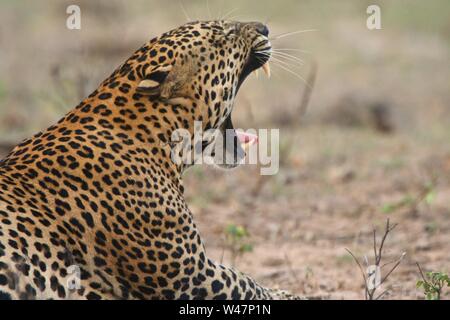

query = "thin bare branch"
[375, 286, 393, 300]
[345, 248, 369, 299]
[416, 262, 428, 283]
[380, 253, 406, 285]
[376, 219, 398, 265]
[346, 219, 404, 300]
[373, 229, 377, 265]
[298, 60, 317, 120]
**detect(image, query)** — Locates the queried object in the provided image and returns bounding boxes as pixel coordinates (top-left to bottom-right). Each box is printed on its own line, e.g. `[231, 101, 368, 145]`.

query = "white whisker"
[273, 48, 311, 54]
[217, 0, 225, 20]
[221, 8, 239, 21]
[226, 14, 245, 21]
[270, 56, 303, 70]
[257, 54, 310, 87]
[272, 62, 311, 87]
[271, 52, 304, 65]
[179, 0, 191, 22]
[264, 15, 273, 25]
[270, 29, 318, 41]
[256, 52, 303, 70]
[206, 0, 212, 20]
[256, 51, 304, 67]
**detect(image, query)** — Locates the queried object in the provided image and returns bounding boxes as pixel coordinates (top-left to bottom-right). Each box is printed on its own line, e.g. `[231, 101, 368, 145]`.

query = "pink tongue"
[236, 131, 259, 145]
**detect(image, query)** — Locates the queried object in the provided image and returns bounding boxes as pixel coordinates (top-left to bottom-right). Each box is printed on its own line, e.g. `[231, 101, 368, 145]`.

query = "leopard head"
[134, 20, 272, 170]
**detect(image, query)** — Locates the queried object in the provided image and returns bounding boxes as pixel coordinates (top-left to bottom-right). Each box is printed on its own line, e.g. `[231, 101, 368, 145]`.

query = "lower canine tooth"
[262, 62, 271, 78]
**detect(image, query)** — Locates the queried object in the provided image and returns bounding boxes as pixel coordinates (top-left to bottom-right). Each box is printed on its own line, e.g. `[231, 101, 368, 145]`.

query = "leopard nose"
[256, 24, 269, 37]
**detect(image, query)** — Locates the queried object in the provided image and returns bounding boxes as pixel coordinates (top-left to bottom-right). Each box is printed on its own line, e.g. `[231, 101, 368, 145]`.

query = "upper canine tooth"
[262, 62, 271, 78]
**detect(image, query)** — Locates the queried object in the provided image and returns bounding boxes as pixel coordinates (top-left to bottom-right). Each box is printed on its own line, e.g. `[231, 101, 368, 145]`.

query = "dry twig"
[298, 60, 317, 121]
[346, 219, 405, 300]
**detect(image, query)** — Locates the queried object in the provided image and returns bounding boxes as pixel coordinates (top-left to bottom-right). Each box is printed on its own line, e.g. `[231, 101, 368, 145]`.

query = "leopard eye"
[223, 23, 241, 38]
[224, 28, 237, 37]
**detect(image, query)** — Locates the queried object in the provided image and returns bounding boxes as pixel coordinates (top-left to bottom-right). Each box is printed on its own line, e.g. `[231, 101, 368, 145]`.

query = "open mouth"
[216, 35, 271, 168]
[233, 37, 272, 145]
[237, 39, 272, 92]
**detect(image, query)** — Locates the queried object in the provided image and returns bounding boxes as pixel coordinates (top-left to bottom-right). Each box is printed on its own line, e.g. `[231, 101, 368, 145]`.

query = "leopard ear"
[137, 64, 173, 97]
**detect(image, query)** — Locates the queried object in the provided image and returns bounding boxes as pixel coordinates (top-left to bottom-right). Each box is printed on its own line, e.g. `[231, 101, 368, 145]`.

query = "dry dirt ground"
[182, 126, 450, 300]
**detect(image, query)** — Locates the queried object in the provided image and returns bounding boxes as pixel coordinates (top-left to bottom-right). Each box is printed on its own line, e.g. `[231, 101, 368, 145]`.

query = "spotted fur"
[0, 20, 297, 300]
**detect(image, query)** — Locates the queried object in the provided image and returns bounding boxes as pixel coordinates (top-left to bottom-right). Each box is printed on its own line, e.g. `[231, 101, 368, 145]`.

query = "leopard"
[0, 20, 298, 300]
